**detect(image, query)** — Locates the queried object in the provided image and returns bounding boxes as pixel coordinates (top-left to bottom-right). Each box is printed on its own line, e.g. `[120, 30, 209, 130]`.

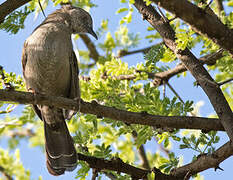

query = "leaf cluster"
[0, 6, 31, 34]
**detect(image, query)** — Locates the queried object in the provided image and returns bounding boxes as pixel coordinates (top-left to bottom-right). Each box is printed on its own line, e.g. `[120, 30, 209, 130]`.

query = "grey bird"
[21, 4, 97, 176]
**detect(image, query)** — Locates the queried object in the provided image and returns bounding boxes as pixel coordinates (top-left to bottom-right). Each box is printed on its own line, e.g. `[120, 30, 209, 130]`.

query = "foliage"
[0, 148, 32, 180]
[0, 6, 31, 34]
[0, 0, 232, 179]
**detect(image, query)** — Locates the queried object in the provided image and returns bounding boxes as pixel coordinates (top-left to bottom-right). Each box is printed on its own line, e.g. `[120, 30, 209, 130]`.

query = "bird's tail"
[44, 119, 77, 176]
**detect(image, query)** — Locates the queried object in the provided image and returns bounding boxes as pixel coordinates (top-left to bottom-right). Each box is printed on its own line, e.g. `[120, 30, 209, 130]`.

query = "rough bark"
[0, 89, 224, 131]
[172, 141, 233, 177]
[134, 0, 233, 143]
[151, 0, 233, 55]
[0, 0, 31, 23]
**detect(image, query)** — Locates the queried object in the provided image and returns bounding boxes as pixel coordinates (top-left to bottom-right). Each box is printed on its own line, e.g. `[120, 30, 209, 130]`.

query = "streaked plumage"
[22, 4, 97, 175]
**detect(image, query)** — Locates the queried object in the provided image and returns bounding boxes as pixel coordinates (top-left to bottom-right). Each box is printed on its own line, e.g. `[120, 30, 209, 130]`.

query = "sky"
[0, 0, 232, 180]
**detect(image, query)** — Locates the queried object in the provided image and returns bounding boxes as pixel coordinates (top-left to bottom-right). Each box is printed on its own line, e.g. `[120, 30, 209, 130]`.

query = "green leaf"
[182, 137, 189, 145]
[227, 1, 233, 6]
[120, 0, 127, 3]
[0, 6, 31, 34]
[180, 144, 189, 149]
[129, 0, 135, 4]
[116, 7, 128, 14]
[143, 0, 152, 5]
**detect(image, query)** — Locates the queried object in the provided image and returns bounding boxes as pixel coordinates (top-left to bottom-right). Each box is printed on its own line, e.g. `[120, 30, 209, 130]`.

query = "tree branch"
[152, 49, 224, 86]
[103, 172, 117, 180]
[81, 49, 224, 87]
[117, 46, 152, 58]
[0, 166, 13, 180]
[1, 90, 230, 179]
[215, 0, 224, 15]
[0, 0, 32, 24]
[134, 0, 233, 142]
[171, 141, 233, 177]
[0, 89, 224, 131]
[0, 65, 14, 90]
[117, 42, 163, 58]
[6, 128, 35, 138]
[78, 154, 183, 180]
[132, 131, 150, 170]
[151, 0, 233, 55]
[91, 169, 98, 180]
[77, 154, 151, 179]
[79, 34, 100, 62]
[218, 77, 233, 86]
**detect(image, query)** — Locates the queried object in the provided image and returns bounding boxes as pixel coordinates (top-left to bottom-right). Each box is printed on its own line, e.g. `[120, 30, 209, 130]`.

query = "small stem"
[218, 77, 233, 86]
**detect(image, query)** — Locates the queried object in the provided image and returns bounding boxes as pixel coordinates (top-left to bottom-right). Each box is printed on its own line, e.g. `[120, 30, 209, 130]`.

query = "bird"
[21, 4, 97, 176]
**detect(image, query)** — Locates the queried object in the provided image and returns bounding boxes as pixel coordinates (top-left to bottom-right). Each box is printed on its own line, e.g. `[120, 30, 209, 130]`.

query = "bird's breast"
[24, 29, 73, 97]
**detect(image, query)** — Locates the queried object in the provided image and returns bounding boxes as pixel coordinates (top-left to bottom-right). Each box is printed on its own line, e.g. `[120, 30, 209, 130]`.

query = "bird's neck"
[33, 10, 73, 35]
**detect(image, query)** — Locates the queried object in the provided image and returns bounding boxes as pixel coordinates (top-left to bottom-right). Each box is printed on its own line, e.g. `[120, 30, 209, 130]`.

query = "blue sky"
[0, 0, 232, 179]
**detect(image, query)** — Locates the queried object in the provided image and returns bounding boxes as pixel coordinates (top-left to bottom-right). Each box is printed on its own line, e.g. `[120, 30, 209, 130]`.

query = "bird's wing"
[65, 51, 80, 120]
[21, 42, 28, 78]
[22, 41, 43, 120]
[69, 51, 80, 99]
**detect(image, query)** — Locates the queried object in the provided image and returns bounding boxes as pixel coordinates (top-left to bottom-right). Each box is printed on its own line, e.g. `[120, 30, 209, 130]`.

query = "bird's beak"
[87, 28, 98, 40]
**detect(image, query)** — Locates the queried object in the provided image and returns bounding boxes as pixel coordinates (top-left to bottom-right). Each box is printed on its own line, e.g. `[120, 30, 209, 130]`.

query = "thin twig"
[103, 172, 117, 180]
[166, 82, 184, 103]
[166, 82, 196, 116]
[79, 34, 100, 62]
[80, 50, 224, 87]
[6, 129, 35, 138]
[171, 141, 233, 177]
[0, 65, 14, 90]
[163, 82, 166, 99]
[0, 166, 13, 180]
[117, 42, 164, 58]
[38, 0, 46, 18]
[154, 137, 170, 157]
[157, 5, 169, 23]
[132, 131, 150, 170]
[218, 77, 233, 86]
[91, 169, 98, 180]
[215, 0, 224, 15]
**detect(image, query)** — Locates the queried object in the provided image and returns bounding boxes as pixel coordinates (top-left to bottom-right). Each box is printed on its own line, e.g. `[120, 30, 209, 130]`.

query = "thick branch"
[6, 129, 35, 138]
[78, 153, 183, 180]
[152, 49, 224, 86]
[134, 0, 233, 142]
[0, 0, 31, 24]
[215, 0, 224, 15]
[151, 0, 233, 55]
[82, 50, 224, 86]
[172, 141, 233, 177]
[77, 154, 150, 179]
[0, 89, 224, 131]
[79, 34, 100, 62]
[0, 166, 13, 180]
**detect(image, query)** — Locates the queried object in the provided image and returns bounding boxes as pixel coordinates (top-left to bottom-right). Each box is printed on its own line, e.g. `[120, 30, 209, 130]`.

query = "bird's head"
[63, 5, 97, 40]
